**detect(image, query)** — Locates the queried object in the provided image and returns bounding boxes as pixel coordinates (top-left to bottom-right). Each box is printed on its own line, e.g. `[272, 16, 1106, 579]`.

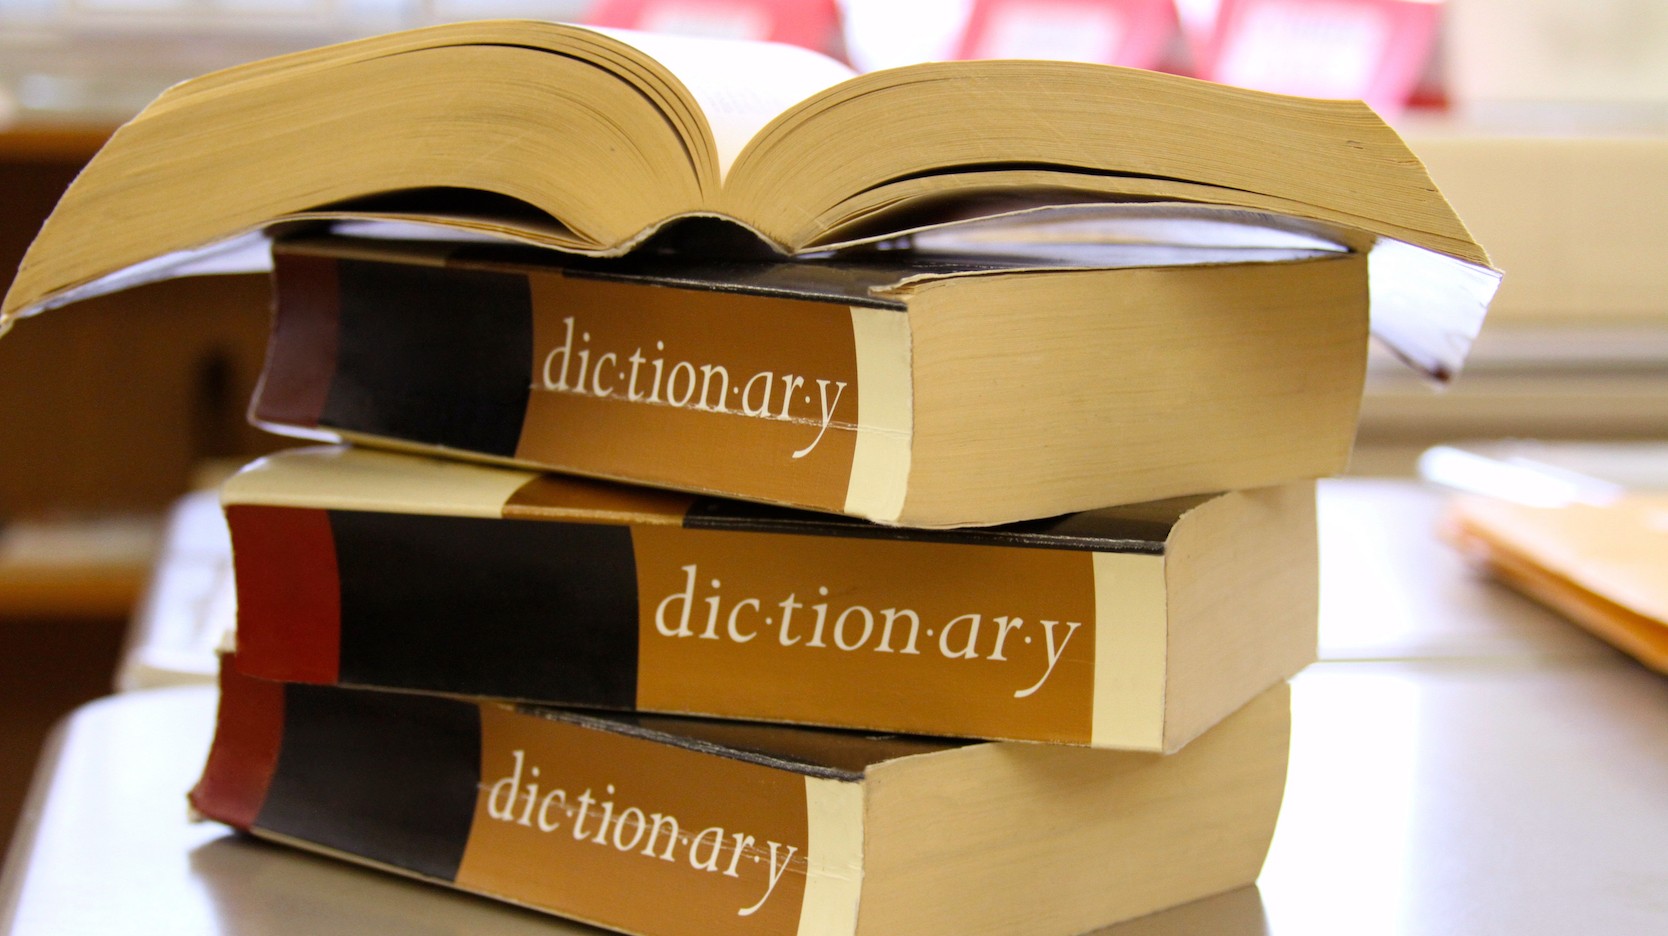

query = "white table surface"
[4, 479, 1666, 934]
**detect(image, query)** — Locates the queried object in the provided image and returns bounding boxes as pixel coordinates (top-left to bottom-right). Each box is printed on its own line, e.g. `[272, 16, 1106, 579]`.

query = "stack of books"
[1, 21, 1497, 936]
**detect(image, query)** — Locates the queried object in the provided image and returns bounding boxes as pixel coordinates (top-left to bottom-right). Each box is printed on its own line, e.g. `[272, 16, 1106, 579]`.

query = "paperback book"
[192, 659, 1293, 936]
[251, 233, 1366, 526]
[1, 20, 1498, 383]
[224, 445, 1316, 753]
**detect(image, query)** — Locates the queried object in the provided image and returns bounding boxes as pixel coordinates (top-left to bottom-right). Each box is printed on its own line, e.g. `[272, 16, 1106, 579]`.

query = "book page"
[593, 27, 857, 176]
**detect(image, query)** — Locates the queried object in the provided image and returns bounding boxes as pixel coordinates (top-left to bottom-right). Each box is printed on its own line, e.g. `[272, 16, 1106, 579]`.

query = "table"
[4, 479, 1667, 934]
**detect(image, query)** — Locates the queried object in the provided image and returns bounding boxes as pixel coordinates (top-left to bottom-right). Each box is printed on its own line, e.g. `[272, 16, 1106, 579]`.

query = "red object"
[254, 250, 340, 429]
[955, 0, 1179, 68]
[189, 659, 285, 830]
[1200, 0, 1442, 114]
[586, 0, 843, 53]
[226, 504, 342, 684]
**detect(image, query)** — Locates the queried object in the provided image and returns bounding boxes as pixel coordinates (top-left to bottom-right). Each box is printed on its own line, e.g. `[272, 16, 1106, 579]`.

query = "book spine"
[191, 663, 858, 936]
[255, 250, 907, 519]
[227, 493, 1164, 746]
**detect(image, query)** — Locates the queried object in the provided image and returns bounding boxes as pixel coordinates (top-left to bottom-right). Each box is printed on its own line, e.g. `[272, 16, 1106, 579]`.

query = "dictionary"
[1, 18, 1497, 381]
[247, 232, 1367, 527]
[222, 445, 1316, 753]
[190, 659, 1292, 936]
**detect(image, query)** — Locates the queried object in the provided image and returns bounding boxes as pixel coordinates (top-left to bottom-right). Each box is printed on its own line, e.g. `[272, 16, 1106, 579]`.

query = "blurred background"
[0, 0, 1664, 847]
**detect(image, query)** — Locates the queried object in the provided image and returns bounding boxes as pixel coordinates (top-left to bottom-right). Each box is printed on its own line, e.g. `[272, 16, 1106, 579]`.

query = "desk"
[4, 479, 1667, 934]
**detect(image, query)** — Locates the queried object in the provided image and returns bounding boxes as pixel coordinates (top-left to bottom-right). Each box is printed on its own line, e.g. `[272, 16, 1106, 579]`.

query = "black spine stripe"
[256, 684, 483, 881]
[329, 510, 640, 708]
[683, 497, 1174, 554]
[320, 257, 533, 458]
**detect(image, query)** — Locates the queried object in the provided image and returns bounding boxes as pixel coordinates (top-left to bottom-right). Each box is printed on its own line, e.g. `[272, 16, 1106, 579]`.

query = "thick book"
[250, 233, 1366, 526]
[191, 659, 1292, 936]
[223, 445, 1317, 753]
[0, 20, 1498, 380]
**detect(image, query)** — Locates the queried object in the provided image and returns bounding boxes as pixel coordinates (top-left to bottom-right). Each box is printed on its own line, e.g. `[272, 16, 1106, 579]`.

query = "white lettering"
[727, 598, 761, 643]
[487, 749, 526, 821]
[591, 351, 618, 397]
[654, 565, 697, 637]
[539, 317, 577, 390]
[536, 789, 566, 833]
[689, 826, 727, 872]
[666, 361, 698, 407]
[483, 756, 797, 915]
[791, 379, 847, 459]
[697, 364, 731, 412]
[777, 374, 804, 420]
[834, 605, 874, 651]
[1014, 620, 1083, 698]
[740, 370, 775, 416]
[739, 842, 799, 917]
[612, 805, 647, 852]
[877, 608, 922, 654]
[940, 613, 983, 659]
[988, 615, 1025, 661]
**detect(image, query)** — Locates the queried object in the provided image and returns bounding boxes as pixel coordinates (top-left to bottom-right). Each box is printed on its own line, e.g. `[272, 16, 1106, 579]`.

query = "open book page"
[593, 26, 857, 176]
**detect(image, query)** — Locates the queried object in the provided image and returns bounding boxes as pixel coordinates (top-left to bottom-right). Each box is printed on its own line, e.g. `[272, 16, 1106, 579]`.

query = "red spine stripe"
[251, 250, 340, 429]
[226, 504, 342, 683]
[190, 657, 286, 830]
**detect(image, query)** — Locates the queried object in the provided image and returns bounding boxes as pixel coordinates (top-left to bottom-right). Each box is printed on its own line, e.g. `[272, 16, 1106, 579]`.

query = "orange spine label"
[518, 274, 863, 513]
[456, 705, 813, 935]
[633, 525, 1099, 743]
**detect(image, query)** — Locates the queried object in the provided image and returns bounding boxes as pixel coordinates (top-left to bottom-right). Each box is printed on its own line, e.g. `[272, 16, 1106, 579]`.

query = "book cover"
[224, 445, 1317, 753]
[250, 233, 1368, 527]
[191, 659, 1293, 936]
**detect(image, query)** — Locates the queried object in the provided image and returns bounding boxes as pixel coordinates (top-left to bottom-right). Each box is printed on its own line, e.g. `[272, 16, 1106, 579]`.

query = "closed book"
[250, 233, 1366, 527]
[191, 659, 1292, 936]
[223, 445, 1315, 753]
